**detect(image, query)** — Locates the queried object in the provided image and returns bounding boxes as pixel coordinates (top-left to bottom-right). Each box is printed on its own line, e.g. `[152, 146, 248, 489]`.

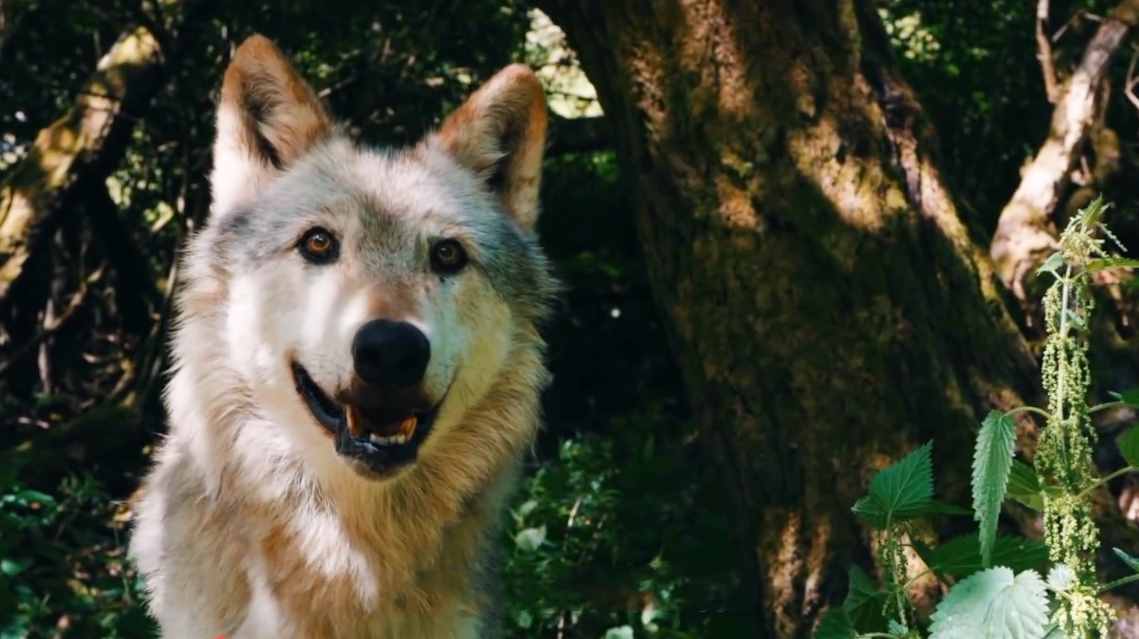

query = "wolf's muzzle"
[352, 319, 430, 387]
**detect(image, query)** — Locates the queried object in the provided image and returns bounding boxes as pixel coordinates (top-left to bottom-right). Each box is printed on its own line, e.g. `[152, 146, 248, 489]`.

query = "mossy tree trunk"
[538, 1, 1042, 635]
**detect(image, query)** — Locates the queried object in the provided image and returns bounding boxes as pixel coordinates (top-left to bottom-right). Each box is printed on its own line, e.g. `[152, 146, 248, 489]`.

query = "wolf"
[129, 34, 555, 638]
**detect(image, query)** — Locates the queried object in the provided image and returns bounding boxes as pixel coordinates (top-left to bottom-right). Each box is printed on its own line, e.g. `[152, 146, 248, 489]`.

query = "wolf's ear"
[435, 65, 547, 230]
[211, 35, 331, 213]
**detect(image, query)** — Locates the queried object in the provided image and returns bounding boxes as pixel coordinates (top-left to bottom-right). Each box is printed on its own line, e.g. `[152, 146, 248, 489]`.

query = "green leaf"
[815, 608, 857, 639]
[915, 535, 1049, 579]
[929, 567, 1049, 639]
[1007, 459, 1043, 511]
[1117, 426, 1139, 468]
[1114, 547, 1139, 573]
[0, 559, 28, 577]
[1087, 257, 1139, 273]
[603, 626, 634, 639]
[13, 489, 55, 506]
[973, 411, 1016, 567]
[1112, 389, 1139, 408]
[1036, 252, 1065, 278]
[843, 565, 888, 631]
[851, 442, 934, 528]
[514, 525, 546, 552]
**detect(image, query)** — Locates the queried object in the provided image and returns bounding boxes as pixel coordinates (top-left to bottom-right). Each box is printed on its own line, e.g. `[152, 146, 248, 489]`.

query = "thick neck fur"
[148, 243, 547, 635]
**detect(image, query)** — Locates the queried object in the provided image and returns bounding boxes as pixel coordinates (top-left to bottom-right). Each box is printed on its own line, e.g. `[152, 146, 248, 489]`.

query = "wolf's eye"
[430, 239, 468, 274]
[298, 227, 339, 264]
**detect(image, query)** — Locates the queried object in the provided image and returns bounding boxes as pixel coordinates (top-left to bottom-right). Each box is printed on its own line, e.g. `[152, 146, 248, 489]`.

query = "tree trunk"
[537, 2, 1040, 635]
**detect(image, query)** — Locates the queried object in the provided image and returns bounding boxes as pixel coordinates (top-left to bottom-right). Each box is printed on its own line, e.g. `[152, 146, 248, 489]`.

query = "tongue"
[345, 405, 418, 440]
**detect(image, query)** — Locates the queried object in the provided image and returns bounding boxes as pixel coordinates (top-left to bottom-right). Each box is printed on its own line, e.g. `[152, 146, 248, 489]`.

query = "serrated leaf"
[514, 525, 546, 552]
[915, 535, 1049, 579]
[929, 567, 1049, 639]
[852, 442, 934, 529]
[1117, 426, 1139, 468]
[815, 608, 857, 639]
[1114, 547, 1139, 573]
[843, 565, 888, 631]
[1036, 252, 1065, 278]
[1007, 459, 1043, 511]
[888, 620, 909, 637]
[1087, 257, 1139, 273]
[974, 411, 1016, 567]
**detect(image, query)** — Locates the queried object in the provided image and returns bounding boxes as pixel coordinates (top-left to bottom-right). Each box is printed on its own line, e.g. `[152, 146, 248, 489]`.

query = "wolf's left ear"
[211, 35, 331, 213]
[434, 65, 548, 230]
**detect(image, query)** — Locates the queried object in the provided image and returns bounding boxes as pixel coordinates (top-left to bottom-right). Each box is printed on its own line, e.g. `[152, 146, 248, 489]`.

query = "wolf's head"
[176, 36, 555, 482]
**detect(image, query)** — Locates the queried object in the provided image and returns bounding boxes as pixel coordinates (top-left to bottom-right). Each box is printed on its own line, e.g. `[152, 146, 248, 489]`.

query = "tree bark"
[0, 26, 163, 300]
[990, 0, 1139, 300]
[538, 2, 1039, 635]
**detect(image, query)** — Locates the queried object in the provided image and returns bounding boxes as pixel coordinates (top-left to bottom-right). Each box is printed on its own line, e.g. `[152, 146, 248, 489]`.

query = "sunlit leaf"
[852, 442, 934, 529]
[514, 525, 546, 552]
[929, 567, 1048, 639]
[973, 411, 1016, 567]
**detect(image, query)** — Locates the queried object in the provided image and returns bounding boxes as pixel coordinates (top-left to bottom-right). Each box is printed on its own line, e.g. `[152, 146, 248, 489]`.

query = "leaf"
[1112, 389, 1139, 408]
[815, 608, 857, 639]
[1117, 426, 1139, 468]
[915, 535, 1049, 579]
[1087, 257, 1139, 273]
[1036, 252, 1065, 278]
[843, 565, 888, 631]
[851, 442, 934, 529]
[514, 525, 546, 552]
[1114, 547, 1139, 573]
[13, 489, 55, 506]
[0, 559, 28, 577]
[973, 411, 1016, 567]
[929, 567, 1049, 639]
[603, 626, 634, 639]
[1007, 459, 1043, 511]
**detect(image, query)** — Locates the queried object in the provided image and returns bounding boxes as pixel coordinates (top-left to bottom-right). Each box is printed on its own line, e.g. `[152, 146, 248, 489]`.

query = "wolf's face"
[193, 37, 553, 480]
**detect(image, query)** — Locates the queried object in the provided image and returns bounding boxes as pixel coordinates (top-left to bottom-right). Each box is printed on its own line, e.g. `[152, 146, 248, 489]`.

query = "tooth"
[398, 416, 418, 439]
[346, 406, 364, 438]
[369, 433, 383, 445]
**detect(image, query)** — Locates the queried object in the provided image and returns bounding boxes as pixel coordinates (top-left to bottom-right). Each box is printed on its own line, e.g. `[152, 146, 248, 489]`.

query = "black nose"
[351, 320, 430, 387]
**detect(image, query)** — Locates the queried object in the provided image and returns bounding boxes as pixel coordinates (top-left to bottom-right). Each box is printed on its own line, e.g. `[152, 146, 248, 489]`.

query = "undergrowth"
[820, 198, 1139, 639]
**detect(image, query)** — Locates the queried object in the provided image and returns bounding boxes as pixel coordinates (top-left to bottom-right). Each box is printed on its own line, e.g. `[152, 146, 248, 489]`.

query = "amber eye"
[298, 227, 339, 264]
[430, 239, 468, 274]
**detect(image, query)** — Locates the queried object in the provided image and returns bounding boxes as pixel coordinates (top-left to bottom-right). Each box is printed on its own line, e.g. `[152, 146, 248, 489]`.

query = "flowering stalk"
[1036, 198, 1120, 637]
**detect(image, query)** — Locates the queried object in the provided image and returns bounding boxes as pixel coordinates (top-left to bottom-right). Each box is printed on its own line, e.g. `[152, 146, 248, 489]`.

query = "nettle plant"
[818, 198, 1139, 639]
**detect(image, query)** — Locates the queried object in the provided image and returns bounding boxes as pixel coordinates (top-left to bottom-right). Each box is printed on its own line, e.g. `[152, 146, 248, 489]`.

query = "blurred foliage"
[3, 0, 1139, 636]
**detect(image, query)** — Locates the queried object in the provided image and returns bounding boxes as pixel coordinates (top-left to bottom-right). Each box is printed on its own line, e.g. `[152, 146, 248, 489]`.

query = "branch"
[990, 0, 1139, 300]
[1037, 0, 1061, 103]
[0, 26, 165, 301]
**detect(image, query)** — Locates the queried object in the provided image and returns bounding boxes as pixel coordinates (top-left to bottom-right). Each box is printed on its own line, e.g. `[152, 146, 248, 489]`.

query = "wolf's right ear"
[211, 35, 331, 214]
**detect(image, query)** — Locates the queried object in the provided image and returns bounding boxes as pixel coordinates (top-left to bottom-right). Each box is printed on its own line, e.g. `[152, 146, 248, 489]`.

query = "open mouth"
[290, 362, 442, 476]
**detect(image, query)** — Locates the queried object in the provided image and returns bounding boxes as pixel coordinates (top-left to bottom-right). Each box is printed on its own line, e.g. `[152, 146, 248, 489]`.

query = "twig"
[0, 266, 105, 376]
[1125, 47, 1139, 112]
[1038, 0, 1061, 102]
